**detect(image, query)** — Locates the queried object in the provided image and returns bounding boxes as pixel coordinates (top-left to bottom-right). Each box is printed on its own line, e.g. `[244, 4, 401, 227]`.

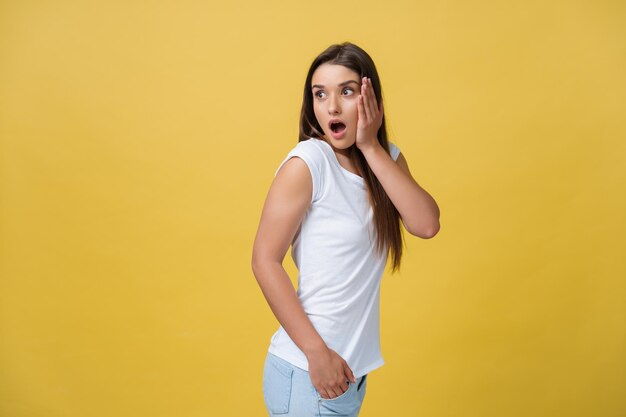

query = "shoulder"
[274, 138, 328, 177]
[292, 138, 329, 163]
[274, 138, 328, 203]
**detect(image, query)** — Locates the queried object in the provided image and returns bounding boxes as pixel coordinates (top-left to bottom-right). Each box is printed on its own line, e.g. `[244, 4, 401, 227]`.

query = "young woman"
[252, 42, 440, 417]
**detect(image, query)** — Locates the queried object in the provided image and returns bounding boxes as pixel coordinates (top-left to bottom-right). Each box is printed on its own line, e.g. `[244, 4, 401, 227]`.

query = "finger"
[366, 78, 378, 115]
[339, 381, 349, 393]
[366, 78, 377, 122]
[344, 362, 357, 383]
[359, 78, 368, 121]
[367, 79, 379, 116]
[330, 384, 344, 398]
[358, 94, 367, 123]
[362, 80, 373, 122]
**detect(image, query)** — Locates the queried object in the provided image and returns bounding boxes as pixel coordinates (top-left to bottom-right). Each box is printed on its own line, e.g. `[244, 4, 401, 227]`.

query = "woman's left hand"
[356, 76, 384, 152]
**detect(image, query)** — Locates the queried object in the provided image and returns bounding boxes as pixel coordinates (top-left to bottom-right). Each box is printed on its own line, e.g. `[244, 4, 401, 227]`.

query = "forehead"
[311, 63, 360, 86]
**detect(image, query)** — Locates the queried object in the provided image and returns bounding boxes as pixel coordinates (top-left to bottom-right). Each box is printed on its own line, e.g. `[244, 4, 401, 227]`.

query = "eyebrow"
[311, 80, 361, 90]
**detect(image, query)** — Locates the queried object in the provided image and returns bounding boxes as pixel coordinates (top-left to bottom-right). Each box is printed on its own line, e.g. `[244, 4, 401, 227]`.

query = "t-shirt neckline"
[312, 138, 365, 186]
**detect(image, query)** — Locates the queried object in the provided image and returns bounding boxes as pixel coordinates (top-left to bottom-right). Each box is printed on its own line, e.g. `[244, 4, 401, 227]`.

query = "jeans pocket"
[317, 380, 363, 416]
[317, 380, 353, 402]
[263, 354, 294, 414]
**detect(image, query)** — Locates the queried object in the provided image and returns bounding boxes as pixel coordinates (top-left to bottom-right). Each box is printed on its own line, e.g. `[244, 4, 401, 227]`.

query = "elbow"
[407, 220, 440, 239]
[251, 252, 264, 279]
[423, 221, 440, 239]
[251, 251, 277, 280]
[251, 258, 258, 276]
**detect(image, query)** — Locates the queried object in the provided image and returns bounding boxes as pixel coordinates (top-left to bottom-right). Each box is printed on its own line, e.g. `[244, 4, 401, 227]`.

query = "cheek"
[313, 104, 325, 126]
[344, 101, 359, 123]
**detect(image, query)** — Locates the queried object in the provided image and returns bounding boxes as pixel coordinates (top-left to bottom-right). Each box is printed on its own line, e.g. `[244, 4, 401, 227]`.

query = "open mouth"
[330, 121, 346, 133]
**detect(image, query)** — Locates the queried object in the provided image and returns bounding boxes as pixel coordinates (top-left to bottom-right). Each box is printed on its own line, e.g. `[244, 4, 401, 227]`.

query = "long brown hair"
[298, 42, 404, 272]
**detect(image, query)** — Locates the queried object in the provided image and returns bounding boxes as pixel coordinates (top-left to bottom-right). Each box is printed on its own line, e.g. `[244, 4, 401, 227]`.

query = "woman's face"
[311, 63, 361, 151]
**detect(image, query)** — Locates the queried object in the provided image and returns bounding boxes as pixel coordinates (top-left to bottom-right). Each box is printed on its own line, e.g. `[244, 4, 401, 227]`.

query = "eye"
[342, 87, 354, 96]
[314, 90, 326, 99]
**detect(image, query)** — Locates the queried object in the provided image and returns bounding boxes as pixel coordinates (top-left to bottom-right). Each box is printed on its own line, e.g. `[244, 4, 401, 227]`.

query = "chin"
[325, 134, 356, 150]
[333, 140, 353, 149]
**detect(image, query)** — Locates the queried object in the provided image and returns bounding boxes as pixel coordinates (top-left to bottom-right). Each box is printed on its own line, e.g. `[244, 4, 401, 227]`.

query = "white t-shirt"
[267, 137, 401, 378]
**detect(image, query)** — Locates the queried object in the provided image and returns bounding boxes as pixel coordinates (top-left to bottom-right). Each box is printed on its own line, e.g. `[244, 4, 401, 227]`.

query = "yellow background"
[1, 1, 625, 416]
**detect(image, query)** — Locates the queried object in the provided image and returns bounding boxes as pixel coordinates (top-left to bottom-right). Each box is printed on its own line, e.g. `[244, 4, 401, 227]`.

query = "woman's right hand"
[307, 347, 356, 399]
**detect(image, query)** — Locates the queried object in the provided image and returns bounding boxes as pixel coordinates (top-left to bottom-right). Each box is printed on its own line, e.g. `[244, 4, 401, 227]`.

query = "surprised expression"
[311, 63, 361, 150]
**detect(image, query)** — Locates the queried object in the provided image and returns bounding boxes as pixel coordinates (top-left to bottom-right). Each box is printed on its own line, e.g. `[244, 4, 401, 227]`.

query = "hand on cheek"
[356, 77, 384, 151]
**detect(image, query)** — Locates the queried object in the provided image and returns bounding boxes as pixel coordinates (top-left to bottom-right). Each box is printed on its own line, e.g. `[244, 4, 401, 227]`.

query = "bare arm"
[356, 76, 440, 238]
[361, 146, 440, 238]
[251, 156, 326, 355]
[251, 156, 355, 399]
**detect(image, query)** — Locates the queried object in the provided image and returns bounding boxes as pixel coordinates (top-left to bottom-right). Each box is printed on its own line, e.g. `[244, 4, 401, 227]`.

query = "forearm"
[361, 143, 440, 237]
[252, 260, 327, 356]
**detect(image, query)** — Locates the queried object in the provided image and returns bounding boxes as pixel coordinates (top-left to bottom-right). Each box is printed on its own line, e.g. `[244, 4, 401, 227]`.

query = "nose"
[328, 93, 341, 115]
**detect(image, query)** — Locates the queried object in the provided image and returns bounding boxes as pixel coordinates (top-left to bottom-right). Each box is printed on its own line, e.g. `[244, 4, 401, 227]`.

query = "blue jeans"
[263, 352, 367, 417]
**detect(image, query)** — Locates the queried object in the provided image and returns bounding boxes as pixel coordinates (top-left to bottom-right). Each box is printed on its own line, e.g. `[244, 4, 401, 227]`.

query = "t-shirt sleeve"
[388, 142, 401, 161]
[274, 141, 324, 203]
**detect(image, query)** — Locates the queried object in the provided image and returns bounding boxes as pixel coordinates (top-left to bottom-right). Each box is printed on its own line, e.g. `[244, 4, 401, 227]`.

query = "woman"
[252, 42, 440, 417]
